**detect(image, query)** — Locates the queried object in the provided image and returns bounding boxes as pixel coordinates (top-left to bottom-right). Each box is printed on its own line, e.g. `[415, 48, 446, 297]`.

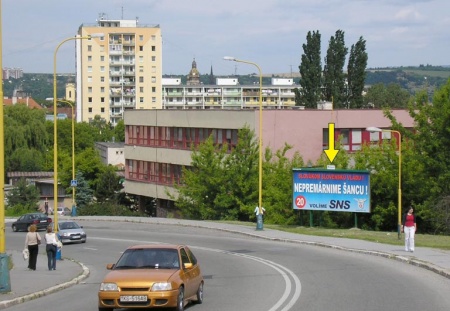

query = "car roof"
[127, 244, 185, 251]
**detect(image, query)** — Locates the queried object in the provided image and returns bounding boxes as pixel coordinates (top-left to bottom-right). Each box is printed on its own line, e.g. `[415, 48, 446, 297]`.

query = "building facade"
[76, 14, 162, 126]
[123, 109, 414, 213]
[162, 76, 298, 109]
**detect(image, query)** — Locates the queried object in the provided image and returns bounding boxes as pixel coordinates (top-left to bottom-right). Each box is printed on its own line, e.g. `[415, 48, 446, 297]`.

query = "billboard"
[292, 168, 370, 213]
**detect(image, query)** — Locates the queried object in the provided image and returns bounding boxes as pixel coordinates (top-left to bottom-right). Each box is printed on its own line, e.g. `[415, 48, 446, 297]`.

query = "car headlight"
[61, 233, 70, 237]
[100, 283, 119, 291]
[152, 282, 172, 291]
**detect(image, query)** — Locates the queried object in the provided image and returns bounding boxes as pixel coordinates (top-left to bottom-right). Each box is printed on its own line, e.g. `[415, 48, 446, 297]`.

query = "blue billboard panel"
[292, 168, 370, 213]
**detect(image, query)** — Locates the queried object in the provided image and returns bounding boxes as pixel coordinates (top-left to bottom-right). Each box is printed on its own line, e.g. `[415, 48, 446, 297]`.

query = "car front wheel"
[175, 287, 184, 311]
[12, 225, 18, 232]
[195, 282, 203, 304]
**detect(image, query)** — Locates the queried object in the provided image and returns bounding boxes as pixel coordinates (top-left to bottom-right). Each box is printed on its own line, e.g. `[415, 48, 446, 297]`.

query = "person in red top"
[401, 207, 417, 252]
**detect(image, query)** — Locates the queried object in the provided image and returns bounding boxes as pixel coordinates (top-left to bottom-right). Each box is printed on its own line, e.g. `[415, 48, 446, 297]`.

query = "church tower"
[187, 58, 201, 85]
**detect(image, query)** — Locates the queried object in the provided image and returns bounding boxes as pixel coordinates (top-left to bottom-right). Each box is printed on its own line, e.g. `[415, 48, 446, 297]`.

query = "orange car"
[98, 244, 204, 311]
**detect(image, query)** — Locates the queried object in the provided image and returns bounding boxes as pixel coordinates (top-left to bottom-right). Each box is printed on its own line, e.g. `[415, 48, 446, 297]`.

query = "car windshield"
[114, 248, 180, 270]
[59, 222, 80, 230]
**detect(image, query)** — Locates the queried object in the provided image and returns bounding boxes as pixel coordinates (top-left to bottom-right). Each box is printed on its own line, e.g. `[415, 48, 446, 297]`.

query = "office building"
[77, 14, 162, 125]
[123, 109, 414, 214]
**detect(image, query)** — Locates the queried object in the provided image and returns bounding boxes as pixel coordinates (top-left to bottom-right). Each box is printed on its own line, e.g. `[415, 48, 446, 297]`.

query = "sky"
[2, 0, 450, 76]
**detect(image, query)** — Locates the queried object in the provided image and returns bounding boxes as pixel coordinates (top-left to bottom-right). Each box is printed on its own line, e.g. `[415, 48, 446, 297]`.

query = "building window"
[152, 56, 156, 62]
[101, 97, 105, 102]
[101, 87, 105, 93]
[152, 66, 156, 73]
[152, 87, 156, 92]
[100, 66, 105, 72]
[88, 87, 92, 93]
[87, 76, 92, 82]
[100, 56, 105, 61]
[152, 97, 156, 103]
[152, 46, 156, 52]
[140, 87, 144, 92]
[139, 66, 144, 72]
[151, 35, 156, 41]
[87, 66, 92, 72]
[88, 45, 92, 52]
[88, 56, 92, 62]
[139, 76, 144, 83]
[100, 76, 105, 82]
[139, 46, 143, 51]
[139, 56, 144, 63]
[101, 107, 105, 113]
[100, 45, 105, 52]
[139, 35, 143, 41]
[88, 97, 92, 103]
[140, 97, 144, 103]
[88, 107, 92, 112]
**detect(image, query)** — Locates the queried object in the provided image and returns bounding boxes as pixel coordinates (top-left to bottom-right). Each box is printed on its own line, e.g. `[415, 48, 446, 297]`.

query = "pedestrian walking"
[44, 226, 59, 270]
[402, 207, 417, 252]
[24, 224, 41, 270]
[44, 199, 49, 215]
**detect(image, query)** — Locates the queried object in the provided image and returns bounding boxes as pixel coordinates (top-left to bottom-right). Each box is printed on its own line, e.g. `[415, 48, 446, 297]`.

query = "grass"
[220, 221, 450, 250]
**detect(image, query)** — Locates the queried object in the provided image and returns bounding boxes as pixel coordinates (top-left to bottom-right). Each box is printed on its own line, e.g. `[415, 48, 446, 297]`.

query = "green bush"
[5, 204, 36, 217]
[77, 202, 145, 217]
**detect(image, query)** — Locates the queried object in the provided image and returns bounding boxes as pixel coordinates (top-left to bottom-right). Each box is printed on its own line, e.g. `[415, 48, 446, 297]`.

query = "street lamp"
[53, 33, 103, 232]
[58, 100, 76, 215]
[224, 56, 264, 230]
[0, 0, 11, 293]
[366, 126, 402, 239]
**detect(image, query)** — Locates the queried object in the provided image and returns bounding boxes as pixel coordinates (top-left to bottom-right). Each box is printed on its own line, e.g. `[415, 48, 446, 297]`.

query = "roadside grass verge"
[221, 221, 450, 251]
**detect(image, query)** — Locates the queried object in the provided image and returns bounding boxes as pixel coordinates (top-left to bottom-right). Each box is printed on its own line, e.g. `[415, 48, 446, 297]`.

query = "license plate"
[72, 235, 80, 239]
[40, 220, 47, 223]
[120, 295, 147, 302]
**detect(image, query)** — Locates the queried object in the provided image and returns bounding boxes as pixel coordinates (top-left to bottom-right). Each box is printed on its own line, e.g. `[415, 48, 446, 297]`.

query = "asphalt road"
[6, 220, 450, 311]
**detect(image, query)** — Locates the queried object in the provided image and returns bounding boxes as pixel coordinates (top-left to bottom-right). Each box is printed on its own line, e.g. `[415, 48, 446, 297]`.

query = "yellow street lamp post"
[0, 0, 11, 293]
[58, 100, 76, 216]
[224, 56, 264, 230]
[366, 127, 402, 239]
[53, 34, 102, 232]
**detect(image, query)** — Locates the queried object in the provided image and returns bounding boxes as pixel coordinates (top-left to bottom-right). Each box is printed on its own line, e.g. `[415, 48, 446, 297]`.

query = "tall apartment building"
[77, 15, 162, 125]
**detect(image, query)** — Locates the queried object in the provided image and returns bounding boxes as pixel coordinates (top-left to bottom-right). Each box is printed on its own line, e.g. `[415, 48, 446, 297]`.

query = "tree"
[298, 30, 322, 108]
[384, 80, 450, 232]
[4, 105, 49, 172]
[174, 126, 260, 220]
[323, 30, 348, 108]
[74, 171, 94, 209]
[114, 119, 125, 142]
[95, 165, 123, 202]
[6, 178, 40, 210]
[174, 135, 229, 219]
[263, 144, 304, 225]
[347, 36, 368, 108]
[364, 83, 411, 108]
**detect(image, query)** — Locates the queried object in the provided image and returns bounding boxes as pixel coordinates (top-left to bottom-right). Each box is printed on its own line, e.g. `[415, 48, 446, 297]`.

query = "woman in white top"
[45, 226, 59, 270]
[24, 224, 41, 271]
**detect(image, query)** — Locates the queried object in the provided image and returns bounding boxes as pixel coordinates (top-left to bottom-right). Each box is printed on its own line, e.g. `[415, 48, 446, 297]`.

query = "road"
[6, 220, 450, 311]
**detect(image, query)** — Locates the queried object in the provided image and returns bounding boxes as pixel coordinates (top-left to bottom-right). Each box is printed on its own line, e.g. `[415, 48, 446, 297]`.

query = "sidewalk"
[1, 216, 449, 309]
[0, 248, 89, 309]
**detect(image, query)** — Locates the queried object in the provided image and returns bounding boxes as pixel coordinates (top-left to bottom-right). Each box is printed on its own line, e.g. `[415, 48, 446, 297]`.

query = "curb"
[0, 259, 90, 310]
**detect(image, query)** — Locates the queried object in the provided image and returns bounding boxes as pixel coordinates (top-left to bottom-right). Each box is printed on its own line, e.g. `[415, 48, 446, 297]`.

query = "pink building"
[123, 109, 413, 213]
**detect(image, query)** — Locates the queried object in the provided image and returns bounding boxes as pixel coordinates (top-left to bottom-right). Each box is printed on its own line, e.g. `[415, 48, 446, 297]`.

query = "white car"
[53, 207, 71, 216]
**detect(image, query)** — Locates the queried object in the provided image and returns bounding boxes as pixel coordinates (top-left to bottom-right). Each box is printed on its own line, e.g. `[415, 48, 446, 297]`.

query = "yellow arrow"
[324, 123, 339, 163]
